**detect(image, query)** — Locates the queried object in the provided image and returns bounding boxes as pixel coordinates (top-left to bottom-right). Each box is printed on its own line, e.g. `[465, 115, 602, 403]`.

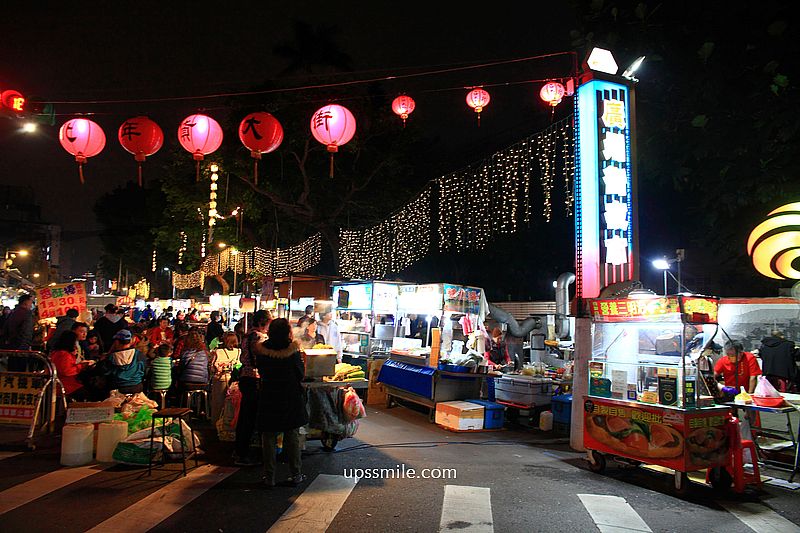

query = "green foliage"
[569, 0, 800, 294]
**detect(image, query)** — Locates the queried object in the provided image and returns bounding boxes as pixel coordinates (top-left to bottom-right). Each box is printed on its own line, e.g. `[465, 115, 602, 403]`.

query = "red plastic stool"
[728, 416, 761, 492]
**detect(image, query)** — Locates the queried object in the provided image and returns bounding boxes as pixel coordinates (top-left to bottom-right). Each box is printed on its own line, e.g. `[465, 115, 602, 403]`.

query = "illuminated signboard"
[747, 202, 800, 280]
[576, 77, 637, 299]
[0, 89, 26, 113]
[590, 297, 680, 321]
[590, 295, 718, 324]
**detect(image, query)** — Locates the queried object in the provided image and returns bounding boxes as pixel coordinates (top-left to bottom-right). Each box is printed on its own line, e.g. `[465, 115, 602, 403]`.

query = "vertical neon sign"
[575, 78, 637, 300]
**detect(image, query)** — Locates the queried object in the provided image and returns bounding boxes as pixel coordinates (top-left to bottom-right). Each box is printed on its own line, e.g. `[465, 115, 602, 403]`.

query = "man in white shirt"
[317, 311, 343, 362]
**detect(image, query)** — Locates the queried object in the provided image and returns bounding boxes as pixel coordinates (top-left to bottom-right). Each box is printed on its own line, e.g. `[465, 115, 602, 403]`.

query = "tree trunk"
[320, 226, 340, 274]
[213, 274, 229, 295]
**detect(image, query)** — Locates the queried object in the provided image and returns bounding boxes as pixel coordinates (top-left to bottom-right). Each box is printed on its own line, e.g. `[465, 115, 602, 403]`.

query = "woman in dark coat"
[253, 318, 308, 487]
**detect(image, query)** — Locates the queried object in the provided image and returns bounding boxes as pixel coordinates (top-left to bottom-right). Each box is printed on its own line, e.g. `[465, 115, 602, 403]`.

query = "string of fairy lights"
[339, 185, 433, 278]
[170, 118, 572, 286]
[337, 117, 574, 279]
[172, 234, 323, 289]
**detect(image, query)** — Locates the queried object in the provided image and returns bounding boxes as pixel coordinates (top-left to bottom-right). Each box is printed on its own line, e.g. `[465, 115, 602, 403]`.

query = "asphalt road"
[0, 402, 799, 533]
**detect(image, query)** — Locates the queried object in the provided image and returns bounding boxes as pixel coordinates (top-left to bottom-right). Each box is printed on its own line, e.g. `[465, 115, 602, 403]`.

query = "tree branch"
[234, 173, 313, 218]
[293, 140, 313, 211]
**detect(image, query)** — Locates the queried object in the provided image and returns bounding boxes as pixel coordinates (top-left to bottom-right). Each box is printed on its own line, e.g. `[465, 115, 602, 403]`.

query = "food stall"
[331, 281, 407, 360]
[584, 294, 732, 492]
[377, 283, 490, 421]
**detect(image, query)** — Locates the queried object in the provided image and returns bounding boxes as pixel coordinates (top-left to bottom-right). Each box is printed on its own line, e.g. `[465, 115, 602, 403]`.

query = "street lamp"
[652, 258, 670, 295]
[217, 242, 227, 249]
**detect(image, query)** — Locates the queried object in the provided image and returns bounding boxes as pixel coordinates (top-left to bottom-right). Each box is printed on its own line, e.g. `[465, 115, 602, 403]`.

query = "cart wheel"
[674, 471, 690, 494]
[709, 467, 733, 491]
[385, 395, 395, 409]
[321, 433, 339, 452]
[588, 450, 606, 474]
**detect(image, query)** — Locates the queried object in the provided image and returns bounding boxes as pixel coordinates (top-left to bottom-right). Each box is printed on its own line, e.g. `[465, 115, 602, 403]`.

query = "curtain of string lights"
[172, 233, 323, 289]
[339, 118, 573, 279]
[339, 185, 433, 279]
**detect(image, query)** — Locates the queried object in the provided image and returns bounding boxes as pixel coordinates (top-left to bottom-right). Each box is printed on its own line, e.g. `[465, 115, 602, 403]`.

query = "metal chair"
[147, 407, 197, 476]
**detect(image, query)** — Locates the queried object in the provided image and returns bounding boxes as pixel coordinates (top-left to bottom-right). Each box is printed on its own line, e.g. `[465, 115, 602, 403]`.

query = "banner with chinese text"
[36, 282, 87, 319]
[0, 372, 44, 425]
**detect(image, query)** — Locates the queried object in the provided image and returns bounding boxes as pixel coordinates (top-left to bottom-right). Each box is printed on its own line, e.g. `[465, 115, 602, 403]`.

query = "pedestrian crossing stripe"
[86, 464, 237, 533]
[0, 464, 108, 515]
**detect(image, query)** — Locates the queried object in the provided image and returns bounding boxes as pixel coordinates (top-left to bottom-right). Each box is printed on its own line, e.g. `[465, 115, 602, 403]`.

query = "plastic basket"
[752, 395, 785, 407]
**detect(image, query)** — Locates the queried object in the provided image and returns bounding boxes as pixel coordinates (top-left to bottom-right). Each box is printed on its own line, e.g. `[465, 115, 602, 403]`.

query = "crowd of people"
[0, 297, 323, 487]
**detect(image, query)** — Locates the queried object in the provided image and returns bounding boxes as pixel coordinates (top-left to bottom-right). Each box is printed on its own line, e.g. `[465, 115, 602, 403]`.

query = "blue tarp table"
[377, 359, 484, 421]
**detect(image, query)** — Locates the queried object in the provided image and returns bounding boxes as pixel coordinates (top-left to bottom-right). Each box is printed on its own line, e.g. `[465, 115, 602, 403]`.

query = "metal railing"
[0, 350, 65, 449]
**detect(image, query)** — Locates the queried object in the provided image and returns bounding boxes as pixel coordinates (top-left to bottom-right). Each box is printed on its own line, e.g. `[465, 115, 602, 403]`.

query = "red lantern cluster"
[238, 112, 283, 185]
[59, 118, 106, 184]
[118, 116, 164, 186]
[57, 83, 572, 187]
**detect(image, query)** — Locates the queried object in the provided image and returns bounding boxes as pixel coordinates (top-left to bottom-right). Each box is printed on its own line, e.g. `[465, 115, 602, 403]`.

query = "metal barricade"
[0, 350, 65, 449]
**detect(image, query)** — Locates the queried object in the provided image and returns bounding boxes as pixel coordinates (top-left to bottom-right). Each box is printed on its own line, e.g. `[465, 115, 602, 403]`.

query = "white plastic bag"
[754, 375, 781, 397]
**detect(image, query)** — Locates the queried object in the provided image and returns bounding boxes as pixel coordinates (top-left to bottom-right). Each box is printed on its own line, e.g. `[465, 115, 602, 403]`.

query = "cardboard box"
[435, 401, 484, 431]
[367, 359, 388, 406]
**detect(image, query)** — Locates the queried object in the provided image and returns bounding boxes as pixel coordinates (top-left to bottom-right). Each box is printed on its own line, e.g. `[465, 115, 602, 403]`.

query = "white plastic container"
[539, 410, 554, 431]
[61, 423, 95, 466]
[96, 421, 129, 462]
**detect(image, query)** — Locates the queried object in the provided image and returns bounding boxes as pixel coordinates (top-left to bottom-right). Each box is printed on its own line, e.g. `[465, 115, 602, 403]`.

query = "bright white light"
[652, 259, 670, 270]
[622, 56, 646, 80]
[22, 122, 38, 133]
[163, 267, 170, 272]
[586, 48, 618, 75]
[552, 280, 558, 288]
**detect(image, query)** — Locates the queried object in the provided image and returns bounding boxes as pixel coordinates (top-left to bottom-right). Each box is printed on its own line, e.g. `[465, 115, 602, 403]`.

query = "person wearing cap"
[106, 329, 146, 394]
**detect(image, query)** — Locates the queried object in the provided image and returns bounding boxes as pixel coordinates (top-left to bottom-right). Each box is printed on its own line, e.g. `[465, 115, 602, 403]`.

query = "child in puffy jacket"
[178, 330, 210, 386]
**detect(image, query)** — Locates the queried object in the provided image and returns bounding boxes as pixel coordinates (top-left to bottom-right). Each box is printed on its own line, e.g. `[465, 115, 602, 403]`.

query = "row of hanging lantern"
[57, 81, 567, 183]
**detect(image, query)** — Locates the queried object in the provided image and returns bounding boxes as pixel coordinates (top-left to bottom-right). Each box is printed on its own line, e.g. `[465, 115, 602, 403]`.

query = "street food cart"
[331, 281, 408, 360]
[377, 283, 489, 421]
[583, 294, 732, 491]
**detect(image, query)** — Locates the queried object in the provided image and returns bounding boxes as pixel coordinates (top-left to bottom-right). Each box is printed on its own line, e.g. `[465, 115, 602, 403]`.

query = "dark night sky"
[1, 2, 579, 281]
[3, 2, 701, 299]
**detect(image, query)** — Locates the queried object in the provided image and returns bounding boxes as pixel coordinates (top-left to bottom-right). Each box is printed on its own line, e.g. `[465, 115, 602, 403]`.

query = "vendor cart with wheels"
[303, 379, 367, 451]
[583, 295, 734, 493]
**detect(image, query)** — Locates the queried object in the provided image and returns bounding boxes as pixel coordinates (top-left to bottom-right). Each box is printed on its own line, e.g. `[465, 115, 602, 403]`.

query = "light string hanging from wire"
[339, 185, 433, 279]
[172, 233, 323, 289]
[339, 117, 574, 279]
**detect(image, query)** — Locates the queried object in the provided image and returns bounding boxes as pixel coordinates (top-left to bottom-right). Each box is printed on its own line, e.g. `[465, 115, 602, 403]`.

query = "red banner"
[583, 397, 729, 471]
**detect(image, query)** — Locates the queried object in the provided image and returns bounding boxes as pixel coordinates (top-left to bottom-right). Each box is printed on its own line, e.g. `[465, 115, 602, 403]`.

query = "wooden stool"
[148, 407, 198, 476]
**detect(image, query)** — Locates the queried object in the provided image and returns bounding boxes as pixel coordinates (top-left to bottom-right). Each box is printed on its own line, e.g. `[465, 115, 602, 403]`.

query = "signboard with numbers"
[35, 282, 87, 319]
[0, 372, 44, 425]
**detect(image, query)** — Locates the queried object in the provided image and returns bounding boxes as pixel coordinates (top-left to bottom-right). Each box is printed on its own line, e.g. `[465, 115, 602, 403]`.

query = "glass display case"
[332, 281, 407, 358]
[583, 294, 732, 487]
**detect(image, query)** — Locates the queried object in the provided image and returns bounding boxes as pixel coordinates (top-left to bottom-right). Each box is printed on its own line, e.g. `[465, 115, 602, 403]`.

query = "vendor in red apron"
[714, 340, 761, 394]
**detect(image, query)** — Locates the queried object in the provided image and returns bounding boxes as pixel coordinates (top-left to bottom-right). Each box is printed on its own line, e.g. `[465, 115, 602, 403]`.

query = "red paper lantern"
[118, 116, 164, 186]
[310, 104, 356, 178]
[238, 112, 283, 185]
[178, 113, 223, 180]
[466, 88, 491, 125]
[391, 95, 416, 126]
[59, 118, 106, 184]
[540, 82, 566, 107]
